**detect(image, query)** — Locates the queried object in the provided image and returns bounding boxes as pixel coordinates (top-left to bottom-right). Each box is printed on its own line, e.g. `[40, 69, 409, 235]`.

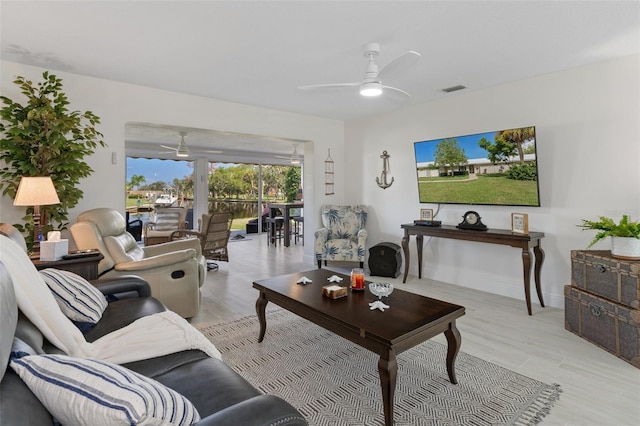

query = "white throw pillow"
[10, 354, 200, 426]
[39, 268, 107, 324]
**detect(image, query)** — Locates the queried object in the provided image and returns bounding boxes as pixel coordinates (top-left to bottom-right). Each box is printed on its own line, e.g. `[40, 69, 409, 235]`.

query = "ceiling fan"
[297, 42, 420, 98]
[160, 131, 222, 157]
[275, 145, 302, 164]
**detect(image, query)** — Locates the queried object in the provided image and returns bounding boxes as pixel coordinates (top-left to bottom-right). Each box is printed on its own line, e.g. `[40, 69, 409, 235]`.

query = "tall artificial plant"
[284, 166, 301, 203]
[0, 71, 105, 248]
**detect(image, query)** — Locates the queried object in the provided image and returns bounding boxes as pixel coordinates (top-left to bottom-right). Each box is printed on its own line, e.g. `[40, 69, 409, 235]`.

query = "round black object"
[368, 242, 402, 278]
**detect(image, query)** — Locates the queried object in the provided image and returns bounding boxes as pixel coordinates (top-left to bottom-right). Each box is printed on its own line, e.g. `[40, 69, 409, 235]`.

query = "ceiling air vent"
[442, 85, 466, 93]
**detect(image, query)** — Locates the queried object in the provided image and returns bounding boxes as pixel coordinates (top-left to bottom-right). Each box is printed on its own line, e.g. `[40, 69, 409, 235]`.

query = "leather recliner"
[0, 223, 308, 426]
[70, 208, 206, 318]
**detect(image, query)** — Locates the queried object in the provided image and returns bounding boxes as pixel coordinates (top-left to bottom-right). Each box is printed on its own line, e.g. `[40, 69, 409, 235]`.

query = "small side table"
[32, 254, 104, 281]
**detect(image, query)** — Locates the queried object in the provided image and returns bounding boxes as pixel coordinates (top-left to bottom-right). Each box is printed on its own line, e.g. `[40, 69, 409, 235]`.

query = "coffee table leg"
[444, 321, 461, 384]
[378, 349, 398, 426]
[255, 292, 268, 342]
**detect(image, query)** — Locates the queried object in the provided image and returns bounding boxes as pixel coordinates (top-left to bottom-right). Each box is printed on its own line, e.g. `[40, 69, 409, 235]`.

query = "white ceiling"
[2, 1, 639, 162]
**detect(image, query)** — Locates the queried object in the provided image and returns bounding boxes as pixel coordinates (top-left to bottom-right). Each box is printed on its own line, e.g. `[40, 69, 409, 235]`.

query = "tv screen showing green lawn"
[414, 126, 540, 206]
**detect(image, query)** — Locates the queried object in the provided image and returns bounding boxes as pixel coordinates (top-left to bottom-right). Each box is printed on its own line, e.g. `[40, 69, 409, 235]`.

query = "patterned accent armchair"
[314, 205, 368, 269]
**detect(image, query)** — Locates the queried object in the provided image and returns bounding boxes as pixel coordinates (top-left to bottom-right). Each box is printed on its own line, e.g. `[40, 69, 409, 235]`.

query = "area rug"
[195, 310, 561, 426]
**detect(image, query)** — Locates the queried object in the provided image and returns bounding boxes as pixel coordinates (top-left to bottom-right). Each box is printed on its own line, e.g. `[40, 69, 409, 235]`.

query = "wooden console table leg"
[522, 248, 533, 315]
[534, 244, 545, 307]
[402, 232, 410, 283]
[255, 292, 268, 342]
[444, 321, 461, 384]
[378, 348, 398, 426]
[416, 234, 424, 279]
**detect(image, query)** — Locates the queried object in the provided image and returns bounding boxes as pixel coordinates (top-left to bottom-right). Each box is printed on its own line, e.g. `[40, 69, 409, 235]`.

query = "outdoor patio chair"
[144, 207, 187, 246]
[172, 212, 233, 271]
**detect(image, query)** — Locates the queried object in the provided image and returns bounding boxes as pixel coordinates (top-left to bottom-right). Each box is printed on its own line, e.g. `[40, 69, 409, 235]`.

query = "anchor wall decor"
[376, 150, 394, 189]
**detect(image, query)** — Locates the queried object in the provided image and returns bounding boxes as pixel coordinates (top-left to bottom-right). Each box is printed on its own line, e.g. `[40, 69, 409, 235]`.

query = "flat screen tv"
[413, 125, 540, 206]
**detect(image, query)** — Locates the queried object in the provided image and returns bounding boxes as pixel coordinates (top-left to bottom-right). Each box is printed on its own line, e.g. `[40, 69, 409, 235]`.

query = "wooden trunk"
[571, 250, 640, 309]
[564, 285, 640, 368]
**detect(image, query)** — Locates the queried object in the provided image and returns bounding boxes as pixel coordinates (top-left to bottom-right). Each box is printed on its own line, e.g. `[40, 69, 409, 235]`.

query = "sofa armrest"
[114, 249, 197, 272]
[314, 228, 329, 259]
[91, 275, 152, 298]
[314, 227, 329, 242]
[171, 230, 203, 242]
[144, 238, 202, 257]
[195, 395, 307, 426]
[357, 228, 368, 247]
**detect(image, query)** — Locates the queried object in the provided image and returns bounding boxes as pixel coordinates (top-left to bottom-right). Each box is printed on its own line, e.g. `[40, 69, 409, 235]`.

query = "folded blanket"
[0, 235, 221, 363]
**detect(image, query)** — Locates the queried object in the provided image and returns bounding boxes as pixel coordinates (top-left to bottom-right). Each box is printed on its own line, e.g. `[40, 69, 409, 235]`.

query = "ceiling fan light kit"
[298, 42, 419, 99]
[290, 145, 300, 164]
[360, 81, 383, 97]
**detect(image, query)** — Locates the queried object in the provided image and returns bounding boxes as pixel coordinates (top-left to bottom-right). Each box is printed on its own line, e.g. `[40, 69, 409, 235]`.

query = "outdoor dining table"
[267, 202, 303, 247]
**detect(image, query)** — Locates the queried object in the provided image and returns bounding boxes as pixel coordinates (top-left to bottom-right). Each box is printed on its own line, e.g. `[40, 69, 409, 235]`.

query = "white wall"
[345, 54, 640, 309]
[0, 61, 345, 264]
[2, 56, 638, 308]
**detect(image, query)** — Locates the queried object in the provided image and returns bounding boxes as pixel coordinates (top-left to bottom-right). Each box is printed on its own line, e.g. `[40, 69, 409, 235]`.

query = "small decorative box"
[322, 285, 347, 299]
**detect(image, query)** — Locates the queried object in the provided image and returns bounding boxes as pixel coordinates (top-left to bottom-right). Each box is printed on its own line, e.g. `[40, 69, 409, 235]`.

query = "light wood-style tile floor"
[190, 233, 640, 426]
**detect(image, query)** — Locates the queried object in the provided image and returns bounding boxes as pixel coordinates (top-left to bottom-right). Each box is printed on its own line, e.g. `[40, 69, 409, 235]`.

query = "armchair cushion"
[10, 353, 200, 426]
[39, 268, 107, 326]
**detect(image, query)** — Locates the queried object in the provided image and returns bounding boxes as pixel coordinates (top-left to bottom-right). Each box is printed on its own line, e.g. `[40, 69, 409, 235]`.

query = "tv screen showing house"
[413, 126, 540, 206]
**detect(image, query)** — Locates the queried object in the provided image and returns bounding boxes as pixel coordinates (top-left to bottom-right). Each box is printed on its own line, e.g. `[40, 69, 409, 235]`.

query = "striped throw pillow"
[10, 354, 200, 426]
[39, 268, 107, 324]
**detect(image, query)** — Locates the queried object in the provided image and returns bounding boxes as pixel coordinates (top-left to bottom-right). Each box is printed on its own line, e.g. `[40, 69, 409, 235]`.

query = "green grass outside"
[418, 175, 539, 205]
[418, 175, 468, 182]
[230, 217, 251, 231]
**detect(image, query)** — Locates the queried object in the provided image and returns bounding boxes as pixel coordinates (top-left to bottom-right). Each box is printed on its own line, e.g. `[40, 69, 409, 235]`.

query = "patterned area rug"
[196, 310, 561, 426]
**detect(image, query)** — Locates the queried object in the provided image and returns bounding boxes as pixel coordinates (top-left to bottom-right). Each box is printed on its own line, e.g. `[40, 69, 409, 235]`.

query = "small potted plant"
[578, 215, 640, 260]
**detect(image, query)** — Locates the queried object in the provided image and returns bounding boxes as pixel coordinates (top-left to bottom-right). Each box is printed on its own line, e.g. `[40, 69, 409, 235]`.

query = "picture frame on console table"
[511, 213, 529, 234]
[420, 208, 434, 221]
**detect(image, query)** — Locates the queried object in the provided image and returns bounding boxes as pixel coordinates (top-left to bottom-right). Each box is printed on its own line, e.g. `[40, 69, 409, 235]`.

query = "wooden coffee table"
[253, 269, 465, 426]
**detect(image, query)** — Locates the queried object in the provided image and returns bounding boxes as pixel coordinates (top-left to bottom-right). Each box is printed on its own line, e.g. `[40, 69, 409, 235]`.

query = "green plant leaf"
[0, 71, 106, 251]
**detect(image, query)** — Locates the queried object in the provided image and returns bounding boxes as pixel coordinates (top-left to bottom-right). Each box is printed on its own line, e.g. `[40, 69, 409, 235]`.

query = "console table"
[401, 224, 545, 315]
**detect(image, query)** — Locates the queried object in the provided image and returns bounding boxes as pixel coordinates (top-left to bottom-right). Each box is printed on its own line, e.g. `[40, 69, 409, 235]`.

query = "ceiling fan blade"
[378, 51, 420, 80]
[297, 82, 359, 90]
[383, 85, 411, 98]
[160, 145, 178, 151]
[191, 149, 223, 154]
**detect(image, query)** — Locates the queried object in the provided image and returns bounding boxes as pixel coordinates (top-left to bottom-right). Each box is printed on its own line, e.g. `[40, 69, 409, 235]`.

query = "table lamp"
[13, 176, 61, 253]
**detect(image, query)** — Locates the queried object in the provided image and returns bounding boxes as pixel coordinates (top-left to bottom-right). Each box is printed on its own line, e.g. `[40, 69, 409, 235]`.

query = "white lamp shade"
[13, 177, 61, 206]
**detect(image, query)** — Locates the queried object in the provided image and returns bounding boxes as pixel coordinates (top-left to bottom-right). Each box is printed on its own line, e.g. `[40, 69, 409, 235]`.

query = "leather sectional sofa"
[0, 225, 307, 426]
